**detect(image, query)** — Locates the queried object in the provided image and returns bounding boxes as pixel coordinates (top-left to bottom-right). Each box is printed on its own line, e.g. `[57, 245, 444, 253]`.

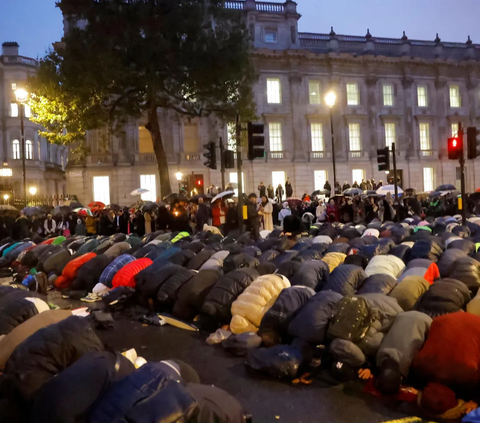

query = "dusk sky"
[1, 0, 480, 59]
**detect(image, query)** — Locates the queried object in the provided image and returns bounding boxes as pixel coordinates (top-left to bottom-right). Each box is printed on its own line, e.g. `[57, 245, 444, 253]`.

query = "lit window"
[348, 123, 361, 151]
[383, 84, 394, 106]
[417, 86, 428, 107]
[314, 170, 327, 191]
[266, 78, 281, 104]
[93, 176, 110, 205]
[423, 167, 435, 192]
[419, 123, 431, 150]
[138, 127, 154, 153]
[385, 123, 396, 148]
[268, 122, 283, 152]
[451, 123, 459, 137]
[25, 140, 33, 160]
[229, 172, 244, 197]
[272, 171, 286, 191]
[24, 105, 31, 118]
[183, 123, 199, 152]
[140, 174, 156, 202]
[309, 80, 321, 105]
[264, 28, 278, 43]
[11, 83, 16, 90]
[310, 123, 324, 152]
[346, 83, 359, 106]
[352, 169, 365, 184]
[10, 103, 18, 117]
[449, 85, 461, 108]
[12, 140, 20, 159]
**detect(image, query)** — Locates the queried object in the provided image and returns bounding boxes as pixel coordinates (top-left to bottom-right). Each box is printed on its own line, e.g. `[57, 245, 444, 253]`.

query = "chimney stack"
[2, 42, 19, 56]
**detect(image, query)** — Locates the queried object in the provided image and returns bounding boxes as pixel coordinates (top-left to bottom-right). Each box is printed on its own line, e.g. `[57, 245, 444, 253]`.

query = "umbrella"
[189, 194, 207, 204]
[436, 184, 456, 192]
[131, 188, 149, 196]
[287, 197, 303, 207]
[53, 205, 71, 216]
[476, 188, 480, 193]
[376, 185, 404, 196]
[404, 188, 416, 196]
[428, 191, 442, 198]
[211, 190, 235, 204]
[22, 206, 40, 217]
[343, 188, 363, 197]
[78, 208, 93, 217]
[362, 190, 377, 196]
[470, 192, 480, 201]
[88, 201, 105, 210]
[63, 200, 83, 208]
[141, 201, 158, 212]
[0, 205, 18, 212]
[107, 204, 121, 211]
[312, 189, 330, 197]
[163, 193, 180, 203]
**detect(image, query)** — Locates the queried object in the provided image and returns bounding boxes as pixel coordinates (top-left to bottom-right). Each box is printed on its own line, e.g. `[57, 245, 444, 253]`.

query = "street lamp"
[29, 187, 37, 196]
[15, 88, 28, 207]
[175, 172, 183, 193]
[3, 194, 9, 205]
[325, 91, 337, 194]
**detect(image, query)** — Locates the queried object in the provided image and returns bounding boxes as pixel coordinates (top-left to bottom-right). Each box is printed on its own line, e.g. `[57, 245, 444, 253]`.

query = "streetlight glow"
[325, 91, 336, 107]
[14, 88, 28, 103]
[3, 194, 9, 201]
[29, 187, 37, 196]
[175, 172, 183, 181]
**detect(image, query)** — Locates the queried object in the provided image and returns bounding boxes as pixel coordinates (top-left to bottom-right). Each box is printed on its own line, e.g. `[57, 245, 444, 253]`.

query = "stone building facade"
[65, 0, 480, 205]
[0, 42, 68, 199]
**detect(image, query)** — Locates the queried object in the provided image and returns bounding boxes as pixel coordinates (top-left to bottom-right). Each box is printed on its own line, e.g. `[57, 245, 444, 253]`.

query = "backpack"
[327, 296, 373, 343]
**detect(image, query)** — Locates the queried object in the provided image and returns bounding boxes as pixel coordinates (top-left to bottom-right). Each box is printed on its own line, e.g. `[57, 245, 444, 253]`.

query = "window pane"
[269, 122, 283, 151]
[310, 123, 324, 151]
[10, 103, 18, 117]
[314, 170, 327, 191]
[385, 123, 396, 148]
[93, 176, 110, 205]
[183, 124, 200, 152]
[24, 105, 31, 118]
[265, 29, 277, 43]
[348, 123, 361, 151]
[11, 83, 16, 90]
[140, 174, 156, 202]
[12, 140, 20, 160]
[417, 86, 427, 107]
[352, 169, 365, 184]
[272, 171, 286, 192]
[138, 127, 154, 153]
[423, 167, 435, 192]
[309, 80, 321, 105]
[346, 83, 359, 106]
[449, 85, 461, 108]
[383, 84, 393, 106]
[419, 123, 431, 150]
[267, 78, 281, 104]
[25, 140, 33, 160]
[451, 123, 459, 137]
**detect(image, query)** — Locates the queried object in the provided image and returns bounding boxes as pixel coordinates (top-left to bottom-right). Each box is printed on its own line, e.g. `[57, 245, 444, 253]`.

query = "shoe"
[81, 292, 102, 303]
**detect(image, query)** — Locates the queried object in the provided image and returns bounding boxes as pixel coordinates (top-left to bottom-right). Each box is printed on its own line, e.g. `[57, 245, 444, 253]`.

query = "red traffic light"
[448, 137, 462, 160]
[197, 180, 202, 186]
[452, 139, 457, 147]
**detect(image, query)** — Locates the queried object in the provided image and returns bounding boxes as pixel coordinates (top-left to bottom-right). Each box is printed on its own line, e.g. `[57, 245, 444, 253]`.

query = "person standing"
[195, 198, 209, 232]
[258, 182, 266, 198]
[115, 209, 129, 234]
[44, 214, 57, 237]
[144, 211, 152, 235]
[275, 184, 284, 203]
[259, 196, 273, 231]
[211, 200, 226, 233]
[366, 179, 373, 191]
[334, 181, 341, 194]
[360, 179, 367, 190]
[342, 181, 350, 191]
[75, 218, 86, 236]
[267, 184, 274, 199]
[285, 177, 293, 198]
[246, 193, 260, 240]
[323, 180, 331, 193]
[224, 199, 239, 234]
[352, 181, 359, 188]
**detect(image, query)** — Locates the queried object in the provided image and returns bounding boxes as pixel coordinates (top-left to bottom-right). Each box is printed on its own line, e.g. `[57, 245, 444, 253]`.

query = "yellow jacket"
[322, 252, 346, 273]
[85, 216, 97, 234]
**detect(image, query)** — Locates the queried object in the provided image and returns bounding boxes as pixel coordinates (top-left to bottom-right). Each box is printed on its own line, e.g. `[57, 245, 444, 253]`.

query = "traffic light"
[467, 127, 480, 159]
[203, 142, 217, 170]
[247, 122, 265, 160]
[223, 150, 235, 169]
[377, 147, 390, 171]
[448, 137, 463, 160]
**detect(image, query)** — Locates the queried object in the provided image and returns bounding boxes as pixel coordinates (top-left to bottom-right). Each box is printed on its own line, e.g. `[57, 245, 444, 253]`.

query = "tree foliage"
[30, 0, 257, 195]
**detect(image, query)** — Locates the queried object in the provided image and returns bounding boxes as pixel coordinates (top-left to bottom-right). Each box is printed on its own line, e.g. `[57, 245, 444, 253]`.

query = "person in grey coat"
[375, 311, 432, 394]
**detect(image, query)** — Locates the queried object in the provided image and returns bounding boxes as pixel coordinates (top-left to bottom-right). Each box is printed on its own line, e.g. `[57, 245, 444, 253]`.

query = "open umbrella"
[141, 201, 158, 212]
[63, 200, 83, 208]
[376, 185, 404, 196]
[22, 206, 40, 217]
[53, 205, 71, 216]
[211, 190, 235, 204]
[131, 188, 149, 196]
[0, 205, 18, 212]
[189, 194, 207, 204]
[404, 188, 416, 197]
[436, 184, 456, 192]
[107, 204, 121, 211]
[88, 201, 105, 210]
[343, 188, 363, 197]
[163, 193, 180, 204]
[287, 197, 303, 207]
[78, 208, 93, 217]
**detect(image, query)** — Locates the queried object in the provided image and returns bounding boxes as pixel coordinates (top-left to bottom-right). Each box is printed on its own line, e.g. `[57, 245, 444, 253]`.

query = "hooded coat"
[449, 256, 480, 293]
[365, 255, 405, 279]
[389, 275, 430, 311]
[357, 273, 397, 295]
[230, 274, 290, 334]
[156, 267, 196, 307]
[290, 260, 330, 291]
[0, 294, 43, 335]
[70, 254, 113, 292]
[323, 264, 367, 296]
[437, 248, 468, 278]
[397, 258, 440, 284]
[408, 239, 443, 263]
[322, 252, 346, 272]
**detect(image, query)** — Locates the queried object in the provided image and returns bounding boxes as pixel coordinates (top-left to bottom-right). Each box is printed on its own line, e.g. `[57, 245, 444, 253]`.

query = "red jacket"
[211, 205, 226, 227]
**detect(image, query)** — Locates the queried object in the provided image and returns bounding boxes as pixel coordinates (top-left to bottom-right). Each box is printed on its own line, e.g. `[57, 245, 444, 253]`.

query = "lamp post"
[29, 187, 37, 205]
[175, 172, 183, 193]
[325, 91, 337, 194]
[15, 88, 28, 207]
[3, 194, 9, 205]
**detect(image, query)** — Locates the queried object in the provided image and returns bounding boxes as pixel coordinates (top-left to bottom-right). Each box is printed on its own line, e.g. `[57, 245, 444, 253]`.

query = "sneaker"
[81, 292, 102, 303]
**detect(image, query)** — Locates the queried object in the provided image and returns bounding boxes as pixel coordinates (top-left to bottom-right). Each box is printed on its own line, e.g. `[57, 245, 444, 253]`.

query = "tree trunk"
[146, 105, 172, 198]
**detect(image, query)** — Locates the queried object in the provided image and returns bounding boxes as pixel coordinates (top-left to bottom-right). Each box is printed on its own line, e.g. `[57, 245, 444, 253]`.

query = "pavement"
[90, 315, 422, 423]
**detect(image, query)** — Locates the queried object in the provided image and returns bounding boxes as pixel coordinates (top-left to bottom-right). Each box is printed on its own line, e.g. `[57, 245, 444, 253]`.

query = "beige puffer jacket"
[230, 274, 290, 334]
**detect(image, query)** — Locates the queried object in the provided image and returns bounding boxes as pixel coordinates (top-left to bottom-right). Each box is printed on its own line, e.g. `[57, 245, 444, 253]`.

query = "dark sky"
[1, 0, 480, 59]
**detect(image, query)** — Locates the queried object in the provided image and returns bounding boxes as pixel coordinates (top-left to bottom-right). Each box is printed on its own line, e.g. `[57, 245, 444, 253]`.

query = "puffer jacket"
[448, 239, 476, 255]
[288, 290, 343, 344]
[202, 268, 259, 323]
[365, 255, 405, 279]
[5, 316, 103, 399]
[230, 274, 290, 334]
[183, 241, 206, 254]
[357, 274, 397, 295]
[112, 258, 152, 289]
[200, 250, 229, 271]
[344, 253, 369, 269]
[36, 245, 63, 271]
[322, 252, 346, 272]
[259, 249, 280, 264]
[290, 260, 330, 291]
[104, 242, 131, 258]
[389, 275, 430, 311]
[408, 239, 443, 263]
[323, 264, 367, 296]
[358, 242, 391, 260]
[449, 256, 480, 293]
[326, 242, 350, 255]
[77, 239, 100, 255]
[415, 278, 471, 318]
[42, 248, 72, 275]
[173, 270, 222, 320]
[437, 248, 468, 277]
[136, 263, 179, 298]
[99, 254, 136, 288]
[376, 311, 432, 377]
[291, 248, 323, 263]
[274, 261, 302, 281]
[468, 288, 480, 315]
[157, 267, 196, 308]
[389, 244, 411, 261]
[258, 286, 314, 346]
[397, 258, 439, 284]
[70, 254, 113, 292]
[95, 239, 115, 255]
[185, 249, 214, 271]
[270, 251, 299, 267]
[0, 293, 44, 335]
